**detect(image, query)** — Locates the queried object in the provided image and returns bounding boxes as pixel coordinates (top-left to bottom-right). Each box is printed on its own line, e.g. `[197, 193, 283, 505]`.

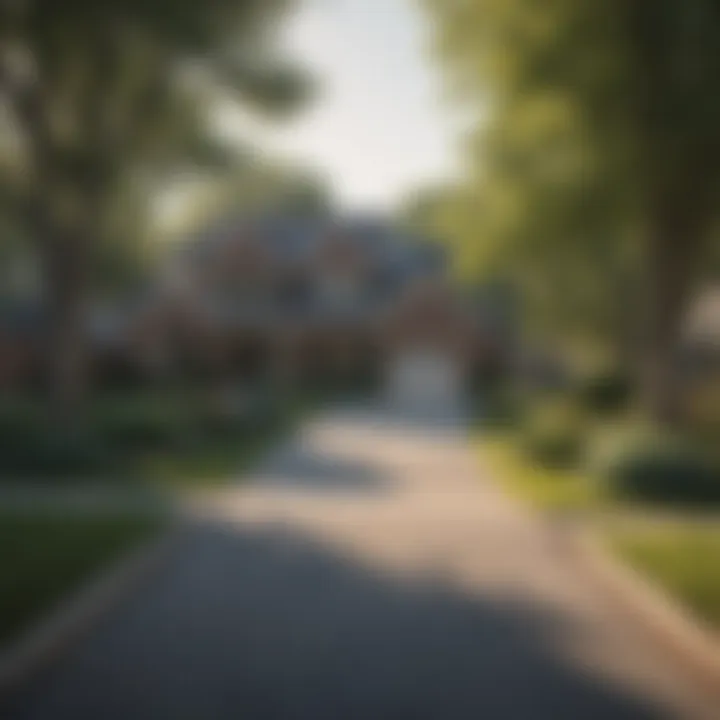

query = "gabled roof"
[173, 211, 447, 283]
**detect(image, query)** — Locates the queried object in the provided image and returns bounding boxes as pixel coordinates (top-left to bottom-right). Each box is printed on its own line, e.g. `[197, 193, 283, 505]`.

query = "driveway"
[2, 403, 717, 719]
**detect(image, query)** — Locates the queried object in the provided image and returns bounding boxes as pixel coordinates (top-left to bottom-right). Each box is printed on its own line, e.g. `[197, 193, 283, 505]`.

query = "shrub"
[92, 346, 154, 393]
[196, 385, 282, 437]
[96, 400, 191, 451]
[197, 400, 255, 437]
[683, 375, 720, 448]
[0, 425, 121, 480]
[578, 369, 633, 416]
[471, 355, 510, 392]
[519, 398, 585, 469]
[521, 425, 583, 469]
[602, 433, 720, 506]
[476, 383, 524, 430]
[0, 399, 41, 438]
[0, 399, 123, 480]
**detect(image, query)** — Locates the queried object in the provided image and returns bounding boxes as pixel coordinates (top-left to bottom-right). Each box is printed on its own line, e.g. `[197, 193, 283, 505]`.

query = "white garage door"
[386, 350, 463, 410]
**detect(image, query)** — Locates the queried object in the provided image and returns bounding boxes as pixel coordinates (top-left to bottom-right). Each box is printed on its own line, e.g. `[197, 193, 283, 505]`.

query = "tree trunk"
[641, 207, 698, 426]
[41, 227, 90, 428]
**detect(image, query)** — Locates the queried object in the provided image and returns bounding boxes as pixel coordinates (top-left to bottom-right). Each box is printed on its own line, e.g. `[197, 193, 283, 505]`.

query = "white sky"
[215, 0, 460, 212]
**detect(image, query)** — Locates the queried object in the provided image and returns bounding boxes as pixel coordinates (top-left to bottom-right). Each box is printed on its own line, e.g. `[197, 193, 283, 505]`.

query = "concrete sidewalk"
[2, 404, 717, 719]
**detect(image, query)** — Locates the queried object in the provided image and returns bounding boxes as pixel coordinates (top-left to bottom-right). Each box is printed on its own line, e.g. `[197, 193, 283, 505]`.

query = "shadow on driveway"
[253, 446, 391, 494]
[3, 521, 670, 720]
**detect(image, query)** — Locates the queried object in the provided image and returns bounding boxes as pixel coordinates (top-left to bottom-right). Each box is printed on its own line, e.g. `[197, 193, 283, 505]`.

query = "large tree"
[0, 0, 308, 421]
[422, 0, 720, 423]
[626, 0, 720, 422]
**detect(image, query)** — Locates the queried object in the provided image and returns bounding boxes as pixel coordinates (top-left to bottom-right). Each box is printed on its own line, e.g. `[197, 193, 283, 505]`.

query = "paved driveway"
[2, 404, 717, 719]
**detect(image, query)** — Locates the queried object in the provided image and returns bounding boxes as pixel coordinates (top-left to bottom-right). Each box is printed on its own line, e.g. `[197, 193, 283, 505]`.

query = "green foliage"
[520, 421, 584, 469]
[577, 368, 633, 416]
[0, 395, 162, 478]
[610, 527, 720, 629]
[0, 400, 140, 480]
[479, 435, 605, 511]
[519, 396, 585, 468]
[474, 382, 524, 432]
[0, 427, 122, 480]
[140, 387, 311, 487]
[166, 162, 331, 247]
[422, 0, 720, 422]
[0, 387, 300, 483]
[0, 512, 162, 645]
[96, 402, 192, 452]
[197, 386, 281, 437]
[0, 0, 311, 413]
[602, 433, 720, 506]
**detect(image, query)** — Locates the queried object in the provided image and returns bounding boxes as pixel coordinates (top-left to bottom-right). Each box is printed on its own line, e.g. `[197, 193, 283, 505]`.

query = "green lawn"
[475, 393, 720, 633]
[0, 512, 163, 647]
[609, 526, 720, 630]
[142, 427, 283, 488]
[140, 391, 318, 488]
[478, 435, 607, 512]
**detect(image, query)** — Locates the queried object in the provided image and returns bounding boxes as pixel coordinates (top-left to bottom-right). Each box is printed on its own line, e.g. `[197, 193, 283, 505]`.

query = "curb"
[569, 526, 720, 700]
[0, 519, 191, 698]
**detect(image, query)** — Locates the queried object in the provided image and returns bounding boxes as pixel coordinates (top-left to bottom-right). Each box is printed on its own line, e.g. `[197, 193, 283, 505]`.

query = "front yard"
[0, 386, 321, 651]
[476, 408, 720, 633]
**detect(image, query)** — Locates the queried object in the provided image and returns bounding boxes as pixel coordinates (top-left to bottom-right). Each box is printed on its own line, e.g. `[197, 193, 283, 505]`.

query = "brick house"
[121, 212, 502, 406]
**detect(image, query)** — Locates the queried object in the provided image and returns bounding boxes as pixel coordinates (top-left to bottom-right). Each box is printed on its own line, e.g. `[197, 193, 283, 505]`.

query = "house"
[0, 214, 507, 405]
[121, 212, 502, 407]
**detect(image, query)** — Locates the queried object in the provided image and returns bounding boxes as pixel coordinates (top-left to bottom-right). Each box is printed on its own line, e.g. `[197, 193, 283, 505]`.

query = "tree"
[625, 0, 720, 422]
[158, 159, 331, 251]
[422, 0, 720, 424]
[0, 0, 309, 422]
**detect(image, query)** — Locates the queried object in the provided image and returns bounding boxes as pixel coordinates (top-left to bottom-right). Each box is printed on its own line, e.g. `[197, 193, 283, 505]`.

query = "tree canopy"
[421, 0, 720, 420]
[0, 0, 311, 416]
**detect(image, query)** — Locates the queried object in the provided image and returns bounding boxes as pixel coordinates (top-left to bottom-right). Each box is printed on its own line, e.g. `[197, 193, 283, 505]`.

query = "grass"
[480, 430, 720, 632]
[0, 511, 163, 646]
[475, 387, 720, 634]
[0, 389, 315, 647]
[478, 434, 607, 512]
[473, 386, 604, 512]
[608, 525, 720, 630]
[142, 426, 285, 488]
[142, 389, 320, 488]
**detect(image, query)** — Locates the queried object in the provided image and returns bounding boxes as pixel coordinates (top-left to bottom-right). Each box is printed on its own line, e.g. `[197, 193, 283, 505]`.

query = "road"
[3, 403, 717, 719]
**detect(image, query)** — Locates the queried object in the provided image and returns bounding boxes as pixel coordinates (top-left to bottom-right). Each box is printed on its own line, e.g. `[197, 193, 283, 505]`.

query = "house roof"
[172, 212, 446, 289]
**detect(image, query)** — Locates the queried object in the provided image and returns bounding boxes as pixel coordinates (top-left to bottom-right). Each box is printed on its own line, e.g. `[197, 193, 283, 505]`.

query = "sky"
[216, 0, 460, 213]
